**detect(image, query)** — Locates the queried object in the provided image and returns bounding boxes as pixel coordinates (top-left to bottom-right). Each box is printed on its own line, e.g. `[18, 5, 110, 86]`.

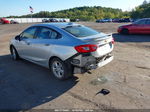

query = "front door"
[18, 27, 37, 60]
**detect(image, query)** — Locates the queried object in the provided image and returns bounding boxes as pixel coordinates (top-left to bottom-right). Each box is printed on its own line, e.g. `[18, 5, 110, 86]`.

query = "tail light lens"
[75, 44, 98, 53]
[111, 38, 115, 44]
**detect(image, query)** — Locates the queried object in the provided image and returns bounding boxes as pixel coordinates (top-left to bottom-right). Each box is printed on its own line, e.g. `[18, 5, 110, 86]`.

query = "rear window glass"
[134, 19, 146, 25]
[63, 26, 99, 37]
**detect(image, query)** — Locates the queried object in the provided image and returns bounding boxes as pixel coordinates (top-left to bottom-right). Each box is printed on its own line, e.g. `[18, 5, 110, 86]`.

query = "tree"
[131, 2, 150, 18]
[7, 6, 126, 21]
[143, 0, 148, 5]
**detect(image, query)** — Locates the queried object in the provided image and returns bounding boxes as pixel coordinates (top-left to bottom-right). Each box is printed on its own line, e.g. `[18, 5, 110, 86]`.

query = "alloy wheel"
[52, 60, 64, 78]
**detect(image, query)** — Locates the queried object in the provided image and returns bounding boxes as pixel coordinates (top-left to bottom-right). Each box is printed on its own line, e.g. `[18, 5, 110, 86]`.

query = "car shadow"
[113, 33, 150, 43]
[0, 55, 78, 110]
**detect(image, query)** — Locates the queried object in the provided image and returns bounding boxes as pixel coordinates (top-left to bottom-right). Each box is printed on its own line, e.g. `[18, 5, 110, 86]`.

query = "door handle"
[25, 42, 30, 45]
[26, 42, 30, 45]
[44, 44, 50, 46]
[22, 39, 30, 45]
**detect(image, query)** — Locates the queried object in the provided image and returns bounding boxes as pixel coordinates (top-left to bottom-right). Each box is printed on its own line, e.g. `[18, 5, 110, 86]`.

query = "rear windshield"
[63, 26, 99, 37]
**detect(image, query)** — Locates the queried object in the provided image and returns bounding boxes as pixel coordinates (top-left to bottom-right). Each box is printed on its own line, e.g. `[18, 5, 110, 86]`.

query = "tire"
[50, 58, 73, 80]
[10, 46, 20, 60]
[121, 29, 129, 35]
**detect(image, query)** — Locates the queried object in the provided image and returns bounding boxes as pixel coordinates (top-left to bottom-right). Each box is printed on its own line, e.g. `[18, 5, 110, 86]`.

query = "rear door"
[28, 27, 62, 66]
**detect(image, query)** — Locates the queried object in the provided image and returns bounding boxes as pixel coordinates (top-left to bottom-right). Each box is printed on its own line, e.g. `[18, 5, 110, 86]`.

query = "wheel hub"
[52, 61, 64, 78]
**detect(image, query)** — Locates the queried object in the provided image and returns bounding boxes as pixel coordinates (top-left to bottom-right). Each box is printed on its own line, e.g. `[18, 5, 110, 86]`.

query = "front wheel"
[121, 29, 129, 35]
[50, 58, 73, 80]
[10, 46, 19, 60]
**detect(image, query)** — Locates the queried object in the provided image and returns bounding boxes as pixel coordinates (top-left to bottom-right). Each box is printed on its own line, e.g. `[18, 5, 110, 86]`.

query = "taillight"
[75, 44, 98, 53]
[111, 38, 115, 44]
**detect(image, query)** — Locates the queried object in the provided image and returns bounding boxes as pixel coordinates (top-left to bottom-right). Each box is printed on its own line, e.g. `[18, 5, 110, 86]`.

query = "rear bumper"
[97, 55, 113, 68]
[72, 53, 113, 74]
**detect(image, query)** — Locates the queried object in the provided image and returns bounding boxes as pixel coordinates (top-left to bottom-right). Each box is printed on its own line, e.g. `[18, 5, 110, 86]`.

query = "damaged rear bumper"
[97, 55, 113, 68]
[71, 53, 113, 74]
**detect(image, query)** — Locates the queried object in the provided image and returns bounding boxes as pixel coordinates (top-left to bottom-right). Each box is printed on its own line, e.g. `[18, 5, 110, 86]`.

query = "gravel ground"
[0, 22, 150, 111]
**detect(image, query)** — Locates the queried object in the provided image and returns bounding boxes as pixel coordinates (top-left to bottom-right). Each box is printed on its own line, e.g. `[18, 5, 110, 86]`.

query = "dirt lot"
[0, 22, 150, 111]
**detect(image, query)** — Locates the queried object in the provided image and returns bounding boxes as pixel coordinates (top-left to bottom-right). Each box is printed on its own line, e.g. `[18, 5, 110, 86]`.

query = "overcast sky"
[0, 0, 144, 17]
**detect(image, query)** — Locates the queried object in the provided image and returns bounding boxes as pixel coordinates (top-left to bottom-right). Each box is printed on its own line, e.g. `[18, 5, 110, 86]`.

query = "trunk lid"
[79, 33, 114, 58]
[79, 33, 112, 43]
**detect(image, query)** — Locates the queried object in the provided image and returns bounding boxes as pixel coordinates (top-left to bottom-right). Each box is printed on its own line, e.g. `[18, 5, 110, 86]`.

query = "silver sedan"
[10, 23, 114, 80]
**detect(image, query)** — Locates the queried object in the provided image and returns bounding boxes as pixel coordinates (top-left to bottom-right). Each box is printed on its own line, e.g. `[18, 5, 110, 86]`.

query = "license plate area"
[96, 43, 112, 56]
[99, 43, 111, 50]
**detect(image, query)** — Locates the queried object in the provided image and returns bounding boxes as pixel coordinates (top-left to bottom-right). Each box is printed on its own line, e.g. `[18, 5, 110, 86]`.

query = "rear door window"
[37, 27, 61, 39]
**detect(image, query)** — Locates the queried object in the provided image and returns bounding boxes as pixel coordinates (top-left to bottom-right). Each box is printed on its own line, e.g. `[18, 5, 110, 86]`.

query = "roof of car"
[32, 23, 81, 29]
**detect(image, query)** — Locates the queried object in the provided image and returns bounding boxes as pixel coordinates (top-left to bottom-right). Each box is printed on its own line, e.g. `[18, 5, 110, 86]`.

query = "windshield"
[63, 26, 100, 37]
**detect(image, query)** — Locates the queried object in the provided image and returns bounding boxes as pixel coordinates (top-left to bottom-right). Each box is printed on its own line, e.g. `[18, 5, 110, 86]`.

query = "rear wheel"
[121, 29, 129, 35]
[10, 46, 19, 60]
[50, 58, 73, 80]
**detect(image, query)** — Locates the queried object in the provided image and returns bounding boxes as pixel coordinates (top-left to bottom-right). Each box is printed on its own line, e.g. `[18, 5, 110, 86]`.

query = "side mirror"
[15, 35, 21, 41]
